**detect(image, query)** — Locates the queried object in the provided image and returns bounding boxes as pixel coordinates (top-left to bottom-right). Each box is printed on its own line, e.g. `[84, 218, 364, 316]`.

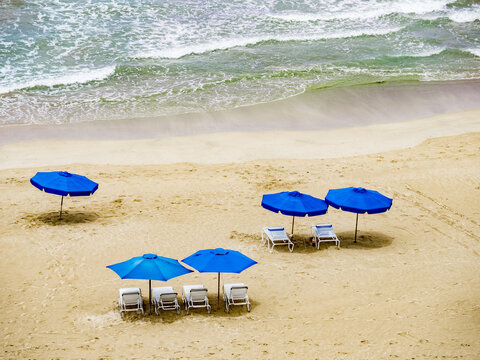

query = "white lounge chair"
[182, 285, 211, 314]
[118, 287, 144, 314]
[311, 224, 340, 249]
[223, 283, 250, 313]
[152, 286, 181, 315]
[262, 227, 294, 252]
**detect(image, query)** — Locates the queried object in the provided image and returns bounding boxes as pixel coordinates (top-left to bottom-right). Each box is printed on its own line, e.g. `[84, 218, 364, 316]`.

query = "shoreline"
[1, 107, 479, 170]
[1, 79, 480, 145]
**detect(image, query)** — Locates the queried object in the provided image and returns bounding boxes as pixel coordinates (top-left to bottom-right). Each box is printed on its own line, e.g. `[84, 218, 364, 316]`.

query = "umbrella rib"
[119, 259, 144, 279]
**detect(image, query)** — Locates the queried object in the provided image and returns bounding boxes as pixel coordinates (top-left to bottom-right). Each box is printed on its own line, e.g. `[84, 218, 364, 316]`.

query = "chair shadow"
[22, 211, 99, 226]
[336, 231, 394, 249]
[260, 235, 321, 254]
[291, 235, 323, 254]
[282, 232, 393, 252]
[122, 298, 257, 322]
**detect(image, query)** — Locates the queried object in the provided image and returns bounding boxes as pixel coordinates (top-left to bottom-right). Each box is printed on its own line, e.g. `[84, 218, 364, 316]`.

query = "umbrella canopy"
[30, 171, 98, 218]
[262, 191, 328, 217]
[31, 171, 98, 196]
[261, 191, 328, 235]
[325, 187, 392, 214]
[107, 253, 193, 314]
[182, 248, 257, 307]
[325, 187, 393, 242]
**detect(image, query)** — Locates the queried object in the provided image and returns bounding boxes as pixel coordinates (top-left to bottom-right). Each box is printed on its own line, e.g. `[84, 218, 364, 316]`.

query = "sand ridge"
[1, 130, 479, 359]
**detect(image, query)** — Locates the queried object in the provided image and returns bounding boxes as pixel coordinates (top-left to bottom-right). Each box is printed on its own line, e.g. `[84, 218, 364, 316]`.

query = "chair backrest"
[314, 224, 334, 236]
[122, 292, 140, 305]
[267, 227, 288, 240]
[160, 293, 177, 303]
[190, 288, 207, 301]
[230, 286, 248, 300]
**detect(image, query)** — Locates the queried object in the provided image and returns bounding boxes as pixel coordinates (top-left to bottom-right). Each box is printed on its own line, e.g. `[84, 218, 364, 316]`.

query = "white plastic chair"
[223, 283, 250, 313]
[182, 285, 211, 314]
[311, 224, 340, 249]
[118, 287, 144, 314]
[262, 227, 294, 252]
[152, 286, 181, 315]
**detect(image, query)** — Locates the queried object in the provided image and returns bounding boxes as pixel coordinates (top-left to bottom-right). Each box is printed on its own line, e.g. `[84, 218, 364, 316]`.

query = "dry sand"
[1, 110, 480, 359]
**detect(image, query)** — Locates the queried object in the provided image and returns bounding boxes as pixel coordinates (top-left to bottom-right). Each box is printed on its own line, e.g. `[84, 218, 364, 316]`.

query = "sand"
[1, 107, 480, 358]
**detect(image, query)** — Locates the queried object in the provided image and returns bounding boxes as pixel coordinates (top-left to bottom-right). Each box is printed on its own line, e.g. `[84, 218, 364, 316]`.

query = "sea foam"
[135, 27, 403, 59]
[0, 66, 116, 94]
[267, 0, 450, 22]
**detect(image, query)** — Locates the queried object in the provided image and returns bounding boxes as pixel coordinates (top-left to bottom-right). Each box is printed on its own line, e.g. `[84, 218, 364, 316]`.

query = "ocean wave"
[396, 47, 480, 58]
[135, 27, 403, 59]
[446, 0, 479, 9]
[0, 66, 116, 94]
[405, 47, 448, 57]
[267, 0, 450, 22]
[447, 8, 480, 22]
[349, 48, 479, 66]
[466, 48, 480, 57]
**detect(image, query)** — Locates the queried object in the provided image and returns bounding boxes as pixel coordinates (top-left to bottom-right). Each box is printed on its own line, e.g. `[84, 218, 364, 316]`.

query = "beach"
[1, 89, 480, 358]
[2, 0, 480, 357]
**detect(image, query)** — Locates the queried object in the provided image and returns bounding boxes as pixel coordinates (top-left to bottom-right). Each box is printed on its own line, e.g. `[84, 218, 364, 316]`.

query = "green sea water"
[1, 0, 479, 125]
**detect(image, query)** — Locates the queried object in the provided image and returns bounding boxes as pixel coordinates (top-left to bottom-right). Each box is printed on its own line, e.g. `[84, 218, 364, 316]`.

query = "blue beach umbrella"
[325, 187, 393, 243]
[30, 171, 99, 218]
[182, 248, 257, 306]
[107, 253, 193, 314]
[261, 191, 328, 235]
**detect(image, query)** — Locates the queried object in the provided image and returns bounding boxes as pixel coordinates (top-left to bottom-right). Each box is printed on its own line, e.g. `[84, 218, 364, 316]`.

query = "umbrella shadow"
[185, 297, 259, 318]
[117, 304, 185, 323]
[258, 235, 322, 254]
[144, 310, 186, 324]
[116, 299, 258, 320]
[337, 231, 393, 249]
[22, 211, 99, 226]
[291, 235, 324, 253]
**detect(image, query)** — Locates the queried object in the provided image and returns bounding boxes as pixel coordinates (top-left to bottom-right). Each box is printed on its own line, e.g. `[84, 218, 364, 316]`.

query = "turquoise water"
[1, 0, 479, 125]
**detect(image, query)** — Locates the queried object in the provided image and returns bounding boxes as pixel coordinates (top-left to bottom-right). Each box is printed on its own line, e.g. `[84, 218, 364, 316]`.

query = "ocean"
[1, 0, 479, 126]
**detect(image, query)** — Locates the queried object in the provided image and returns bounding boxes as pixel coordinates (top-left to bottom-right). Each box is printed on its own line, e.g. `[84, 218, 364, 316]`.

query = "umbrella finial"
[59, 171, 72, 177]
[142, 253, 158, 259]
[353, 187, 367, 193]
[212, 248, 229, 255]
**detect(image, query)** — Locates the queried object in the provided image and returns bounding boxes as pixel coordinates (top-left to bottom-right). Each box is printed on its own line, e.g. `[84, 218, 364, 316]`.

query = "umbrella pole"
[60, 196, 64, 219]
[218, 272, 220, 309]
[354, 213, 359, 243]
[291, 216, 295, 236]
[149, 279, 152, 315]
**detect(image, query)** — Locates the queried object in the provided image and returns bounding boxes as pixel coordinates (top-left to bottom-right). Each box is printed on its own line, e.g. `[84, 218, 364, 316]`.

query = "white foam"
[0, 66, 116, 94]
[267, 0, 450, 22]
[447, 9, 480, 23]
[408, 46, 447, 57]
[136, 27, 403, 59]
[268, 9, 384, 22]
[466, 48, 480, 57]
